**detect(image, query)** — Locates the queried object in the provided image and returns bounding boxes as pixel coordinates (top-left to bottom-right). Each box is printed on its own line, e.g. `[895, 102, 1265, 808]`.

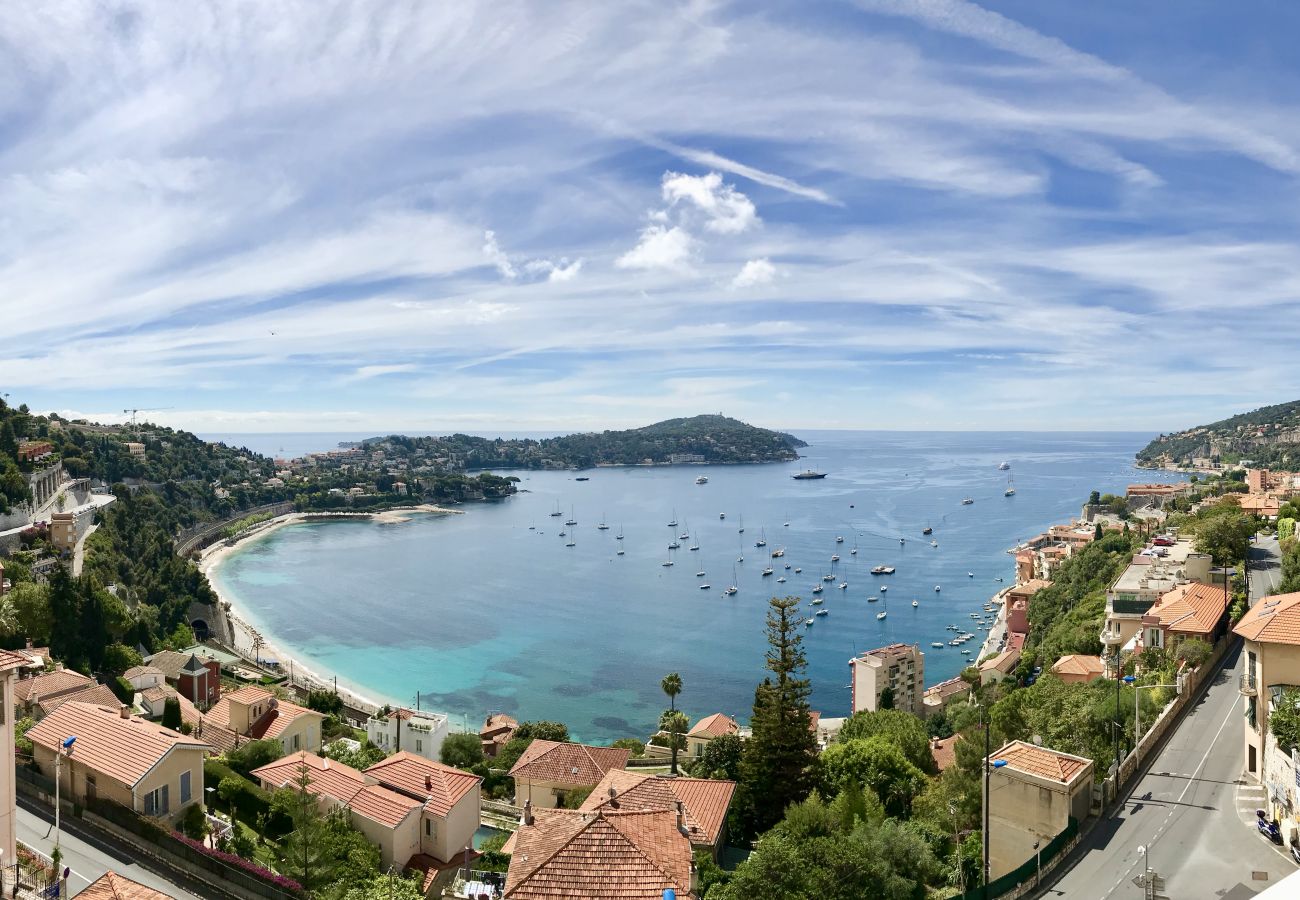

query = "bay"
[205, 430, 1181, 743]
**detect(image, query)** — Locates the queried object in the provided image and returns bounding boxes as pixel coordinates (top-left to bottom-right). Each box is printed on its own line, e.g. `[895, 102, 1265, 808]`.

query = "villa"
[580, 768, 736, 858]
[363, 751, 483, 863]
[1050, 655, 1106, 684]
[507, 740, 631, 809]
[202, 685, 324, 755]
[685, 712, 741, 760]
[366, 706, 450, 763]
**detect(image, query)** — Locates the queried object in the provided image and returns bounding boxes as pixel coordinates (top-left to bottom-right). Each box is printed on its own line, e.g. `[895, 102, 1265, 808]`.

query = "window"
[144, 784, 170, 817]
[180, 771, 192, 805]
[425, 819, 431, 836]
[416, 739, 423, 752]
[292, 734, 301, 751]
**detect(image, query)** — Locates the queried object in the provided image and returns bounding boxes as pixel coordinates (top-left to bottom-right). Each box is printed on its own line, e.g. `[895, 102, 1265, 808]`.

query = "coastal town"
[1, 394, 1299, 899]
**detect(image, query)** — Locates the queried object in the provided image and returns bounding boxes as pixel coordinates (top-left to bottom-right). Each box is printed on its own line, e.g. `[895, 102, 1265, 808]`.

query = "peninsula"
[1137, 398, 1300, 469]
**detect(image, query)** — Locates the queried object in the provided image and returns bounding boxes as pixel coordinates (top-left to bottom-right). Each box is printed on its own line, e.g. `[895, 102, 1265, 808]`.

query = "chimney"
[523, 799, 534, 827]
[25, 638, 32, 649]
[607, 785, 619, 808]
[55, 661, 64, 672]
[425, 774, 432, 791]
[119, 704, 131, 719]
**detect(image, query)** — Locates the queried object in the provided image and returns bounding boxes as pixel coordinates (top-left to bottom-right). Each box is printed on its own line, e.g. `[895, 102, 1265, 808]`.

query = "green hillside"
[1137, 399, 1300, 468]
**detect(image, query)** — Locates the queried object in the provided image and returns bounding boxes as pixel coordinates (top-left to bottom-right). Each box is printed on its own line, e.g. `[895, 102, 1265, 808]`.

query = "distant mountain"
[367, 415, 807, 470]
[1136, 400, 1300, 468]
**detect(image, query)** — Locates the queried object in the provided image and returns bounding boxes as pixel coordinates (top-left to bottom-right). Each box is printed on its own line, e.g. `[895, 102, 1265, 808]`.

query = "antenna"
[122, 407, 173, 428]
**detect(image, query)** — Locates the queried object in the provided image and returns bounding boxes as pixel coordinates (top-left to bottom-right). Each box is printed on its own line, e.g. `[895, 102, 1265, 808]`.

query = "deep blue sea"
[204, 431, 1180, 743]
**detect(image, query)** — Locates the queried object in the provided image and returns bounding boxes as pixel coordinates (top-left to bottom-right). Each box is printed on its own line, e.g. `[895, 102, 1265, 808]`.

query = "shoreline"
[199, 505, 460, 720]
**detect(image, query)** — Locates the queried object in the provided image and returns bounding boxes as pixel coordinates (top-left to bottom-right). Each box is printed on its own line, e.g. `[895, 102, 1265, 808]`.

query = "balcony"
[1240, 672, 1258, 696]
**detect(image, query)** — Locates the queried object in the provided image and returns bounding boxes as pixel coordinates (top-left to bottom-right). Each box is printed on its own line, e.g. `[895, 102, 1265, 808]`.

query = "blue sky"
[3, 0, 1299, 434]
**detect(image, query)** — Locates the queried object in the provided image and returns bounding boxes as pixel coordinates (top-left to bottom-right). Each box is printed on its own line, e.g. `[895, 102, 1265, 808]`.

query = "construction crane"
[122, 407, 173, 427]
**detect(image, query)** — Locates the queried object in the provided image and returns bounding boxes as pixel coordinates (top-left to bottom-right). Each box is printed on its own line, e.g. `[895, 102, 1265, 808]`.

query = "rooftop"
[507, 740, 631, 787]
[37, 682, 123, 717]
[27, 702, 212, 788]
[365, 751, 482, 817]
[79, 871, 172, 900]
[254, 751, 422, 828]
[1145, 581, 1228, 636]
[14, 668, 93, 704]
[979, 648, 1021, 675]
[853, 643, 920, 665]
[204, 685, 323, 741]
[504, 808, 694, 900]
[1050, 655, 1106, 678]
[991, 740, 1092, 786]
[1111, 539, 1199, 594]
[924, 677, 971, 702]
[579, 769, 736, 846]
[687, 713, 739, 739]
[1235, 592, 1300, 646]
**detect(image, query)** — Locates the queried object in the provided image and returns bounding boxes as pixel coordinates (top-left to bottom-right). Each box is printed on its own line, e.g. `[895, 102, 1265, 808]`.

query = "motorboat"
[877, 611, 887, 620]
[912, 599, 919, 607]
[762, 566, 774, 576]
[784, 564, 792, 570]
[835, 536, 845, 543]
[719, 513, 726, 519]
[930, 540, 938, 548]
[815, 609, 828, 617]
[812, 584, 824, 594]
[777, 576, 787, 583]
[922, 526, 932, 535]
[699, 583, 710, 589]
[805, 618, 814, 627]
[961, 497, 974, 505]
[772, 548, 785, 558]
[931, 642, 944, 648]
[696, 571, 706, 577]
[811, 597, 824, 606]
[839, 582, 848, 590]
[934, 585, 941, 592]
[695, 475, 708, 484]
[867, 595, 879, 602]
[831, 554, 840, 562]
[998, 461, 1010, 470]
[879, 585, 888, 593]
[794, 567, 802, 573]
[968, 572, 975, 578]
[793, 470, 827, 480]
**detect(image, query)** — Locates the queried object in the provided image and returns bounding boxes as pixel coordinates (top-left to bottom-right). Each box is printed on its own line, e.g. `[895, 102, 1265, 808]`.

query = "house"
[144, 650, 221, 708]
[366, 707, 450, 762]
[480, 713, 518, 758]
[122, 665, 165, 691]
[1235, 592, 1300, 790]
[1238, 494, 1283, 519]
[685, 713, 741, 760]
[1, 650, 31, 868]
[1139, 581, 1230, 655]
[27, 703, 212, 822]
[202, 685, 324, 755]
[80, 871, 171, 900]
[580, 769, 736, 857]
[979, 648, 1021, 686]
[985, 740, 1093, 881]
[1050, 655, 1106, 685]
[507, 740, 631, 809]
[503, 806, 696, 899]
[138, 684, 203, 729]
[253, 751, 425, 869]
[126, 442, 146, 458]
[12, 666, 95, 719]
[922, 676, 971, 717]
[364, 751, 483, 863]
[35, 682, 123, 719]
[1100, 539, 1213, 660]
[929, 736, 957, 772]
[850, 643, 925, 715]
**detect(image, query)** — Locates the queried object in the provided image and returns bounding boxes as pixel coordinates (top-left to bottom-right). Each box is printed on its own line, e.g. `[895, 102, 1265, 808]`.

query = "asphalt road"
[16, 802, 202, 899]
[1249, 534, 1284, 603]
[1041, 642, 1296, 899]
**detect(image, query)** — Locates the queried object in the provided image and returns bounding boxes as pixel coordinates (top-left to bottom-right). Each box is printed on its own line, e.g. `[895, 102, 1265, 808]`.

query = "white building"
[366, 708, 450, 762]
[849, 643, 924, 716]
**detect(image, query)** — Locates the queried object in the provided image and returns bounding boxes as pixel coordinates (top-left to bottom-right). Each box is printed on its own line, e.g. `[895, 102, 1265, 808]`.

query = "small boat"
[597, 513, 610, 530]
[877, 611, 887, 620]
[930, 540, 938, 548]
[616, 528, 624, 540]
[880, 585, 888, 592]
[784, 522, 790, 527]
[968, 572, 975, 578]
[839, 582, 848, 590]
[777, 576, 786, 583]
[617, 549, 625, 556]
[871, 565, 888, 575]
[812, 584, 823, 594]
[805, 618, 815, 627]
[922, 526, 932, 536]
[998, 461, 1010, 470]
[867, 595, 878, 602]
[559, 531, 567, 537]
[565, 506, 577, 526]
[738, 515, 744, 534]
[737, 555, 744, 563]
[823, 574, 836, 582]
[772, 548, 785, 558]
[680, 531, 689, 540]
[689, 544, 700, 551]
[699, 583, 710, 589]
[815, 609, 828, 617]
[1004, 477, 1015, 497]
[950, 639, 961, 646]
[668, 541, 680, 550]
[668, 509, 678, 527]
[962, 649, 972, 655]
[574, 476, 590, 481]
[784, 564, 792, 570]
[696, 571, 706, 577]
[695, 475, 708, 484]
[912, 600, 919, 607]
[961, 497, 974, 505]
[850, 544, 858, 556]
[724, 586, 738, 596]
[996, 576, 1004, 582]
[831, 554, 840, 562]
[932, 642, 944, 648]
[719, 513, 726, 520]
[811, 597, 824, 606]
[899, 538, 906, 545]
[793, 470, 827, 480]
[755, 528, 767, 548]
[528, 522, 536, 530]
[934, 585, 941, 592]
[762, 566, 773, 577]
[662, 560, 674, 567]
[835, 536, 844, 544]
[565, 539, 575, 547]
[550, 501, 562, 517]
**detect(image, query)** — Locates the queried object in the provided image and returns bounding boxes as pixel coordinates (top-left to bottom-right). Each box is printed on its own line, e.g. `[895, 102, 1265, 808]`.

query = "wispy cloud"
[731, 258, 776, 288]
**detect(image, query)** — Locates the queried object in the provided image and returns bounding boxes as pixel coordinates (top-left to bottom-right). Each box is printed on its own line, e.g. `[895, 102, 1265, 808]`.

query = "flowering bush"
[172, 831, 304, 893]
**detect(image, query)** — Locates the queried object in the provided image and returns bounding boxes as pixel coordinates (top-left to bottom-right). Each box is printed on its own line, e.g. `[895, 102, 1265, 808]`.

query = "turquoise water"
[207, 431, 1179, 743]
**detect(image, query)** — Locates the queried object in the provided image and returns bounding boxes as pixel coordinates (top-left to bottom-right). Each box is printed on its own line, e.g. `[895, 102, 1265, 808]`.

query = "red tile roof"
[579, 770, 735, 846]
[1050, 655, 1105, 678]
[507, 740, 631, 788]
[14, 668, 93, 704]
[0, 649, 30, 674]
[505, 808, 694, 899]
[78, 871, 172, 900]
[27, 702, 212, 789]
[1236, 592, 1300, 646]
[687, 713, 739, 739]
[38, 683, 123, 717]
[992, 740, 1092, 786]
[204, 685, 322, 741]
[254, 751, 421, 828]
[930, 738, 957, 772]
[365, 751, 482, 818]
[1146, 582, 1227, 637]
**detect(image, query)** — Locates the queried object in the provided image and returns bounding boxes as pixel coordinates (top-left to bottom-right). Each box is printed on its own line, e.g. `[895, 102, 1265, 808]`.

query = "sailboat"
[738, 514, 744, 534]
[528, 521, 535, 530]
[1004, 477, 1016, 497]
[724, 565, 738, 595]
[549, 501, 562, 517]
[565, 534, 575, 548]
[755, 528, 767, 548]
[565, 506, 577, 526]
[668, 508, 678, 527]
[597, 514, 610, 531]
[616, 526, 624, 540]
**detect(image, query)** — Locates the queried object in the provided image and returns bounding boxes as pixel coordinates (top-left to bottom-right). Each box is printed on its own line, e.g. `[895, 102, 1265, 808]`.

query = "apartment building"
[849, 643, 924, 715]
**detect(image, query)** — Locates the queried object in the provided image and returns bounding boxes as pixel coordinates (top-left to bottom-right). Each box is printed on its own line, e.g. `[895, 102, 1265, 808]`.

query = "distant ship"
[695, 475, 708, 484]
[574, 476, 590, 481]
[998, 461, 1011, 471]
[792, 470, 827, 480]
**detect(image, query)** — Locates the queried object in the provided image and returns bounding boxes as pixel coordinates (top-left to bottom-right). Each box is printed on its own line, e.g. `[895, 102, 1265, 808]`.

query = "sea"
[200, 430, 1181, 743]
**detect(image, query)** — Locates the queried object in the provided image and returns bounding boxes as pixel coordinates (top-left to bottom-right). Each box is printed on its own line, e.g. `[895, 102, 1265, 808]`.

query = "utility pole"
[983, 703, 991, 899]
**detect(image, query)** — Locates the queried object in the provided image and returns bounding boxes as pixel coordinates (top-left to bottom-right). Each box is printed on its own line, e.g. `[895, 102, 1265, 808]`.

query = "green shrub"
[109, 676, 136, 705]
[179, 802, 209, 840]
[205, 761, 292, 839]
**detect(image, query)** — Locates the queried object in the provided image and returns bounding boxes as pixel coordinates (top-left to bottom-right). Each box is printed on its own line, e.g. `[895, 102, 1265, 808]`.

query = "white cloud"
[661, 171, 758, 234]
[482, 230, 516, 279]
[731, 258, 777, 288]
[347, 364, 419, 381]
[616, 225, 694, 272]
[523, 257, 583, 282]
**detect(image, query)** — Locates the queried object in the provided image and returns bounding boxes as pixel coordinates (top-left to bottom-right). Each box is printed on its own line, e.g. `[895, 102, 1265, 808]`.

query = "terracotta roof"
[508, 740, 630, 788]
[1051, 655, 1105, 677]
[1236, 592, 1300, 646]
[13, 669, 93, 704]
[992, 740, 1092, 786]
[1147, 582, 1227, 636]
[253, 751, 421, 829]
[204, 685, 322, 741]
[123, 666, 164, 680]
[143, 650, 192, 680]
[141, 686, 171, 704]
[365, 751, 482, 818]
[0, 649, 31, 674]
[924, 677, 971, 702]
[505, 808, 694, 899]
[38, 683, 123, 716]
[687, 713, 739, 739]
[979, 648, 1021, 674]
[27, 702, 211, 788]
[930, 738, 957, 772]
[78, 871, 172, 900]
[579, 770, 735, 846]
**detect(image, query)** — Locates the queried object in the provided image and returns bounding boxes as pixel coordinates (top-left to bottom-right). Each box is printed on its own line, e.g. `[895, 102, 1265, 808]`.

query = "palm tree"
[661, 672, 682, 711]
[660, 710, 689, 776]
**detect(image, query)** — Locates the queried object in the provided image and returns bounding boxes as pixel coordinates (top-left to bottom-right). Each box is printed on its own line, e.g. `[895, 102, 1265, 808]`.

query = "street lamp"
[53, 735, 76, 850]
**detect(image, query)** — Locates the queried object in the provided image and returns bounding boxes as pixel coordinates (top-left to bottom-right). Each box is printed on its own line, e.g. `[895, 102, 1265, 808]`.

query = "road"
[1042, 642, 1296, 899]
[1249, 534, 1284, 604]
[16, 802, 201, 899]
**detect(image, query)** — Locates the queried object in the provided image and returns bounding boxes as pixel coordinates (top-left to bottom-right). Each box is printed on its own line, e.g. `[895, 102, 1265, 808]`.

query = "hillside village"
[2, 394, 1300, 898]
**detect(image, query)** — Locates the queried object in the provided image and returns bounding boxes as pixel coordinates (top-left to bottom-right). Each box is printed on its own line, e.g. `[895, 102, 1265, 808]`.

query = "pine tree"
[736, 596, 819, 837]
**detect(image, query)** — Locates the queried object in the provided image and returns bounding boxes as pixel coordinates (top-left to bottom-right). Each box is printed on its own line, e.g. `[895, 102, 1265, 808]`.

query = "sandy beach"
[198, 504, 460, 719]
